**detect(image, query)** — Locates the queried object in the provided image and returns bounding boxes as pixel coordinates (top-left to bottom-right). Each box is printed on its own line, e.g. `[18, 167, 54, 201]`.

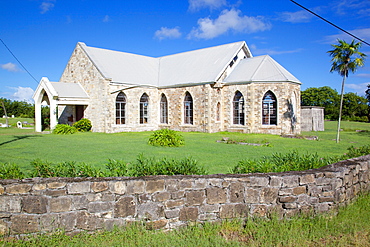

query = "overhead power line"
[290, 0, 370, 47]
[0, 38, 39, 83]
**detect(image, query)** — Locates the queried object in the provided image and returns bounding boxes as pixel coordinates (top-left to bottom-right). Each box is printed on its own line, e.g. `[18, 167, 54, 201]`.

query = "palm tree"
[327, 39, 366, 143]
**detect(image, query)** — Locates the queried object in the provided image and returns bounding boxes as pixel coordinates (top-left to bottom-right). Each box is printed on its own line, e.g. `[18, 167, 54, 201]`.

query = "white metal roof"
[51, 82, 89, 98]
[79, 41, 249, 87]
[224, 55, 301, 84]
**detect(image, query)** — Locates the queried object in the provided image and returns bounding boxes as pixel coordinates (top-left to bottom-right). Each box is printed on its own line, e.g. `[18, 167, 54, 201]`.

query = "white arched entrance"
[33, 77, 89, 132]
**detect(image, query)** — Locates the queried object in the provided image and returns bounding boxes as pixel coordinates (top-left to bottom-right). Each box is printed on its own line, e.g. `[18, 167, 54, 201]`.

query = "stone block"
[165, 208, 180, 219]
[47, 182, 66, 189]
[316, 177, 331, 186]
[270, 176, 283, 187]
[101, 193, 115, 201]
[293, 186, 306, 195]
[126, 180, 144, 194]
[193, 179, 208, 188]
[92, 182, 109, 192]
[39, 214, 59, 232]
[185, 190, 205, 206]
[278, 188, 293, 196]
[179, 179, 192, 190]
[114, 196, 136, 217]
[245, 188, 259, 203]
[45, 189, 67, 197]
[11, 215, 39, 234]
[109, 181, 126, 194]
[279, 196, 296, 203]
[282, 175, 299, 187]
[179, 207, 198, 221]
[50, 197, 72, 212]
[0, 196, 21, 213]
[300, 174, 315, 184]
[88, 202, 113, 213]
[260, 187, 278, 203]
[249, 177, 269, 187]
[76, 211, 102, 231]
[33, 184, 47, 191]
[165, 179, 178, 191]
[22, 196, 48, 214]
[250, 204, 267, 217]
[137, 202, 164, 220]
[200, 204, 219, 213]
[153, 192, 171, 202]
[319, 197, 334, 203]
[0, 185, 4, 195]
[0, 219, 9, 235]
[67, 182, 91, 194]
[206, 187, 226, 204]
[171, 190, 185, 199]
[209, 178, 222, 187]
[146, 219, 168, 230]
[6, 184, 32, 194]
[146, 180, 165, 193]
[220, 204, 248, 219]
[165, 199, 184, 208]
[229, 182, 244, 203]
[58, 212, 78, 232]
[138, 194, 151, 204]
[283, 203, 297, 209]
[72, 195, 89, 210]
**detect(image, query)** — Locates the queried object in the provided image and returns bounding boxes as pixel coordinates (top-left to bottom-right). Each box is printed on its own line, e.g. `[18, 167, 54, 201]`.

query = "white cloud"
[103, 15, 110, 23]
[1, 62, 21, 72]
[322, 28, 370, 44]
[154, 27, 182, 40]
[279, 10, 312, 23]
[188, 0, 227, 11]
[345, 82, 370, 96]
[40, 1, 55, 14]
[333, 0, 370, 16]
[188, 9, 271, 40]
[10, 87, 35, 103]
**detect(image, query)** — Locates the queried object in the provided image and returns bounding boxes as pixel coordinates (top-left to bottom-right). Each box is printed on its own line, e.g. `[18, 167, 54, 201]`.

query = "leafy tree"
[0, 97, 34, 118]
[341, 92, 368, 122]
[328, 39, 367, 143]
[301, 86, 339, 119]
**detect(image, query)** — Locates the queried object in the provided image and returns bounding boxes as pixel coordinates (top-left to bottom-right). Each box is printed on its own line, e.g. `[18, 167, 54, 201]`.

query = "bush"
[131, 154, 206, 176]
[53, 124, 77, 135]
[0, 163, 24, 179]
[73, 118, 92, 132]
[105, 159, 128, 177]
[148, 129, 184, 147]
[231, 150, 339, 174]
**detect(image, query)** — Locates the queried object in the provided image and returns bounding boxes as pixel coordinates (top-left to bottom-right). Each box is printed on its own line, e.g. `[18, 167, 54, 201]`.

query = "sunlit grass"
[0, 119, 369, 175]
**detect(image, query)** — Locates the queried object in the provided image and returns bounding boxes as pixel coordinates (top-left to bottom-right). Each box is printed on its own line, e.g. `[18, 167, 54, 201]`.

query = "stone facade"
[56, 43, 301, 135]
[0, 155, 369, 236]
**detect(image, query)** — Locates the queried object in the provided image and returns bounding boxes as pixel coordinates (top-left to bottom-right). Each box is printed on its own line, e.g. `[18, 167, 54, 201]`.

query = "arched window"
[216, 102, 221, 122]
[140, 93, 149, 124]
[116, 92, 126, 124]
[233, 91, 244, 125]
[160, 94, 168, 124]
[184, 92, 193, 124]
[262, 91, 277, 125]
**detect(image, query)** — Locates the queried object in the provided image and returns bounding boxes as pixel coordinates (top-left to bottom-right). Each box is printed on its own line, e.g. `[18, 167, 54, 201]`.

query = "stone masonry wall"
[0, 155, 369, 236]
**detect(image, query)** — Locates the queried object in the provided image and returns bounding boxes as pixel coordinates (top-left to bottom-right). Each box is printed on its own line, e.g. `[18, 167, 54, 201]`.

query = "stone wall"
[0, 155, 369, 236]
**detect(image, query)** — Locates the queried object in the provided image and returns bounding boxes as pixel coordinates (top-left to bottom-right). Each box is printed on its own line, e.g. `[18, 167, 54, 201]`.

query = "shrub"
[231, 150, 339, 174]
[0, 163, 24, 179]
[53, 124, 77, 135]
[148, 129, 184, 147]
[341, 145, 370, 159]
[105, 159, 128, 177]
[73, 118, 92, 132]
[131, 154, 206, 176]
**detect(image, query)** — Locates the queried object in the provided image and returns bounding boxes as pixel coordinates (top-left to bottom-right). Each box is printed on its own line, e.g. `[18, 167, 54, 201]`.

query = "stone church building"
[33, 41, 301, 135]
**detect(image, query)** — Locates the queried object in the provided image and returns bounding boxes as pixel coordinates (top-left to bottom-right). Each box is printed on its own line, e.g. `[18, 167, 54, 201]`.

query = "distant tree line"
[301, 86, 369, 122]
[0, 98, 35, 118]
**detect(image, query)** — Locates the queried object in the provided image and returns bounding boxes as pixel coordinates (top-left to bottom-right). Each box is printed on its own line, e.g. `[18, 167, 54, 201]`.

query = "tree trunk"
[336, 76, 346, 143]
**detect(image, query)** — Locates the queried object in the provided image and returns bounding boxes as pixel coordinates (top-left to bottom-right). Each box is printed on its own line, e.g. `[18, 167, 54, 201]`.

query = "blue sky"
[1, 0, 369, 103]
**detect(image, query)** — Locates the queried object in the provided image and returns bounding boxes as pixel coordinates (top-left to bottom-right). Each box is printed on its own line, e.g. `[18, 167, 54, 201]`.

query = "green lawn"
[0, 119, 369, 175]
